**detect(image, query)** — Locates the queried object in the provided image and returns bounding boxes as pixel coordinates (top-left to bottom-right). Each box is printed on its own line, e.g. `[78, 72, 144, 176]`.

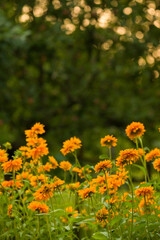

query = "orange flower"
[78, 167, 91, 179]
[25, 123, 45, 138]
[116, 149, 139, 167]
[25, 129, 37, 139]
[49, 156, 58, 169]
[28, 144, 49, 160]
[120, 193, 129, 202]
[66, 206, 74, 213]
[31, 123, 45, 135]
[78, 187, 96, 199]
[100, 135, 117, 148]
[26, 137, 47, 147]
[92, 175, 105, 186]
[24, 134, 49, 160]
[30, 174, 47, 187]
[16, 171, 32, 181]
[1, 180, 22, 189]
[60, 137, 82, 156]
[72, 167, 81, 173]
[95, 173, 123, 196]
[108, 196, 118, 205]
[145, 148, 160, 162]
[138, 148, 146, 156]
[96, 207, 109, 226]
[107, 174, 125, 192]
[116, 168, 128, 184]
[153, 158, 160, 171]
[67, 182, 80, 191]
[38, 163, 53, 173]
[33, 184, 53, 201]
[51, 177, 65, 191]
[135, 186, 154, 198]
[65, 206, 78, 217]
[99, 185, 107, 194]
[2, 158, 22, 173]
[1, 180, 14, 188]
[7, 204, 13, 217]
[28, 201, 49, 213]
[44, 162, 53, 172]
[81, 209, 87, 216]
[60, 217, 68, 223]
[139, 197, 154, 209]
[19, 146, 31, 159]
[125, 122, 145, 140]
[95, 160, 112, 173]
[59, 161, 72, 171]
[0, 149, 8, 163]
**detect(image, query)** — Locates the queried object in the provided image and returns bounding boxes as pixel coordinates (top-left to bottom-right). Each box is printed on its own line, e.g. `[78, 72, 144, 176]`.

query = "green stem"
[11, 171, 15, 204]
[0, 165, 4, 180]
[108, 148, 112, 160]
[46, 215, 52, 240]
[135, 138, 145, 167]
[71, 172, 74, 183]
[50, 197, 57, 231]
[105, 220, 112, 240]
[138, 137, 150, 182]
[144, 197, 151, 240]
[119, 224, 123, 240]
[13, 170, 15, 187]
[73, 151, 89, 182]
[64, 171, 67, 182]
[14, 218, 18, 240]
[73, 152, 81, 168]
[75, 172, 77, 183]
[74, 192, 79, 211]
[103, 170, 112, 240]
[128, 166, 134, 240]
[90, 196, 96, 217]
[37, 215, 40, 240]
[20, 195, 28, 218]
[103, 170, 109, 200]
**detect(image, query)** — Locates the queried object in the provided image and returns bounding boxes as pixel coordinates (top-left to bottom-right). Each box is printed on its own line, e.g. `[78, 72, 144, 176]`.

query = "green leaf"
[99, 154, 109, 160]
[133, 164, 145, 175]
[92, 232, 109, 239]
[35, 213, 50, 216]
[64, 226, 70, 231]
[143, 147, 150, 153]
[110, 215, 122, 226]
[83, 164, 93, 170]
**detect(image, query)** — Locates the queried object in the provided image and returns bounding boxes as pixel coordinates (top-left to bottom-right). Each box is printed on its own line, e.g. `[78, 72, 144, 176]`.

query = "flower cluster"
[28, 201, 49, 213]
[116, 149, 139, 167]
[60, 137, 82, 156]
[135, 186, 154, 198]
[0, 121, 160, 240]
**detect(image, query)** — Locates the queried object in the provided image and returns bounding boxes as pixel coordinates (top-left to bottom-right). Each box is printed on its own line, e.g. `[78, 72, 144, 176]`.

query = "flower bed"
[0, 122, 160, 239]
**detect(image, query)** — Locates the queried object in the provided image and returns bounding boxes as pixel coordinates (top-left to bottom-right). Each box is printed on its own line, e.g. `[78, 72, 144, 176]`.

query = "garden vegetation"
[0, 122, 160, 239]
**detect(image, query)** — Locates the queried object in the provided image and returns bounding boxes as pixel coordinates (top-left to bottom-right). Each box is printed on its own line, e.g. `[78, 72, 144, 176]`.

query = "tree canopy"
[1, 0, 160, 161]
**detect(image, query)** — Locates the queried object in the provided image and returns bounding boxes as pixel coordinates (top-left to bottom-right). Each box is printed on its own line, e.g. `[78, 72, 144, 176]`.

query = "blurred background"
[1, 0, 160, 164]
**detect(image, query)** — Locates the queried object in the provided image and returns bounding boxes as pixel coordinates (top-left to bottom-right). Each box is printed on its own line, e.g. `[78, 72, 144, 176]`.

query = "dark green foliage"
[0, 1, 160, 161]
